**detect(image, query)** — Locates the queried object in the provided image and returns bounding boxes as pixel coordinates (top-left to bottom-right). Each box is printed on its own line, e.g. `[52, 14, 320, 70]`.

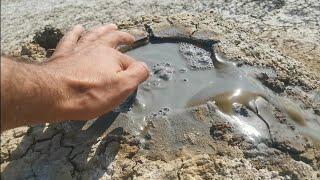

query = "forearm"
[1, 24, 149, 131]
[1, 57, 65, 131]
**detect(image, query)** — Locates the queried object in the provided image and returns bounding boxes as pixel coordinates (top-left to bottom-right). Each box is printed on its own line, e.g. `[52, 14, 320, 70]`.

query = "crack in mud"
[254, 106, 273, 143]
[59, 132, 78, 177]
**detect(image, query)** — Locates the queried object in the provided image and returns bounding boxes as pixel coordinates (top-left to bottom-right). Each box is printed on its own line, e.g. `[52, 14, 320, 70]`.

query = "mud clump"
[234, 105, 250, 117]
[256, 73, 285, 93]
[210, 122, 233, 140]
[33, 25, 63, 50]
[14, 26, 64, 62]
[20, 43, 46, 62]
[152, 63, 174, 81]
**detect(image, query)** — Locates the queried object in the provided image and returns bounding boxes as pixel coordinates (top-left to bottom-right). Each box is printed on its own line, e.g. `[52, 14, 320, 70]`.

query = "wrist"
[37, 61, 73, 122]
[41, 56, 91, 121]
[1, 57, 69, 130]
[17, 60, 70, 124]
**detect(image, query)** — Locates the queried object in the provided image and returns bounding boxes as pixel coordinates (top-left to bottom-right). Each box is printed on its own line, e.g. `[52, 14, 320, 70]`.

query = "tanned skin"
[1, 24, 150, 132]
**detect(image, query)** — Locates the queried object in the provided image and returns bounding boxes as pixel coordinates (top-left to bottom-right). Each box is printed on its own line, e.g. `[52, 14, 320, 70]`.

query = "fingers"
[74, 24, 134, 49]
[118, 53, 136, 70]
[78, 24, 117, 44]
[54, 25, 84, 55]
[54, 24, 134, 56]
[98, 31, 135, 48]
[119, 61, 150, 90]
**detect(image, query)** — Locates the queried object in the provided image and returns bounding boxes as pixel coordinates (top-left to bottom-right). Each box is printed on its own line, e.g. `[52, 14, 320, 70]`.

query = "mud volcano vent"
[81, 39, 320, 160]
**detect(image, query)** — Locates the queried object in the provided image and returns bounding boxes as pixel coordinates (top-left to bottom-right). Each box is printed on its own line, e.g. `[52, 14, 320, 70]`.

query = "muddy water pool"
[125, 42, 319, 141]
[126, 43, 267, 113]
[81, 42, 319, 149]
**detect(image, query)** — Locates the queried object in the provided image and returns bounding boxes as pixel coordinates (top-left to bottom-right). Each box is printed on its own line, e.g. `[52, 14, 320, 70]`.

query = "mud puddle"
[82, 42, 319, 156]
[129, 42, 319, 140]
[127, 43, 271, 113]
[126, 43, 219, 111]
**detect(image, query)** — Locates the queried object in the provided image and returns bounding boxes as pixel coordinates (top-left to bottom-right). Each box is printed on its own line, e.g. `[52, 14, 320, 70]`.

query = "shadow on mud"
[1, 111, 123, 179]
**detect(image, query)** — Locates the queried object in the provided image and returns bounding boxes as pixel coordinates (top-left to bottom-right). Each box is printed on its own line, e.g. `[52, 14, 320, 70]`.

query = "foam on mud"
[179, 43, 214, 70]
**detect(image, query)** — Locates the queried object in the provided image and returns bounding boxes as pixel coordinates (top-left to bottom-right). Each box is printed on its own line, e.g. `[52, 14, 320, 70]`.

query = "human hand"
[46, 24, 149, 121]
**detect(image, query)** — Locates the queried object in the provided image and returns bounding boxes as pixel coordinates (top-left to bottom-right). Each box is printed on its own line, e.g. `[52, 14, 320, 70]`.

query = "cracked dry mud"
[2, 12, 320, 180]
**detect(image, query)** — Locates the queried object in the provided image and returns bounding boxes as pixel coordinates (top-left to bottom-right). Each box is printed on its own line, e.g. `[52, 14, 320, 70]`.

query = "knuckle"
[114, 31, 134, 42]
[104, 24, 118, 31]
[73, 25, 84, 33]
[136, 62, 150, 77]
[73, 24, 83, 30]
[94, 26, 106, 34]
[121, 31, 135, 41]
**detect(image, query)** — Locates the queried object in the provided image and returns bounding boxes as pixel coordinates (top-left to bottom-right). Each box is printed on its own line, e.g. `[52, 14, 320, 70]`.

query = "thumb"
[120, 61, 150, 86]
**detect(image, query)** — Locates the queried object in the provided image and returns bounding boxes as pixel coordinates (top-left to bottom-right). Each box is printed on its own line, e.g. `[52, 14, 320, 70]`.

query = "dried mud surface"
[1, 1, 320, 180]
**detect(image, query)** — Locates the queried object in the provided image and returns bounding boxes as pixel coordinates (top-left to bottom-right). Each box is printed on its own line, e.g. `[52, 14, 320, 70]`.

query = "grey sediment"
[1, 8, 320, 180]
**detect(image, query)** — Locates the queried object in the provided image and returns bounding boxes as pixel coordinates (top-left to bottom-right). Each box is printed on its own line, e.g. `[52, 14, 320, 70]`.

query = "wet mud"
[2, 12, 320, 179]
[124, 41, 319, 145]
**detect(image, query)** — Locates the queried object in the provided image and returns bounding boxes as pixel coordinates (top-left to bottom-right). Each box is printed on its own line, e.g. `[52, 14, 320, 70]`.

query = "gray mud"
[2, 33, 319, 180]
[115, 42, 320, 155]
[1, 6, 320, 178]
[127, 43, 217, 110]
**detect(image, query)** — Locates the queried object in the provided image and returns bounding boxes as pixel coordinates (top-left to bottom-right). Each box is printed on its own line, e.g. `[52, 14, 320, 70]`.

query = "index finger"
[78, 24, 118, 44]
[98, 31, 135, 48]
[54, 25, 84, 55]
[118, 59, 150, 87]
[118, 53, 136, 70]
